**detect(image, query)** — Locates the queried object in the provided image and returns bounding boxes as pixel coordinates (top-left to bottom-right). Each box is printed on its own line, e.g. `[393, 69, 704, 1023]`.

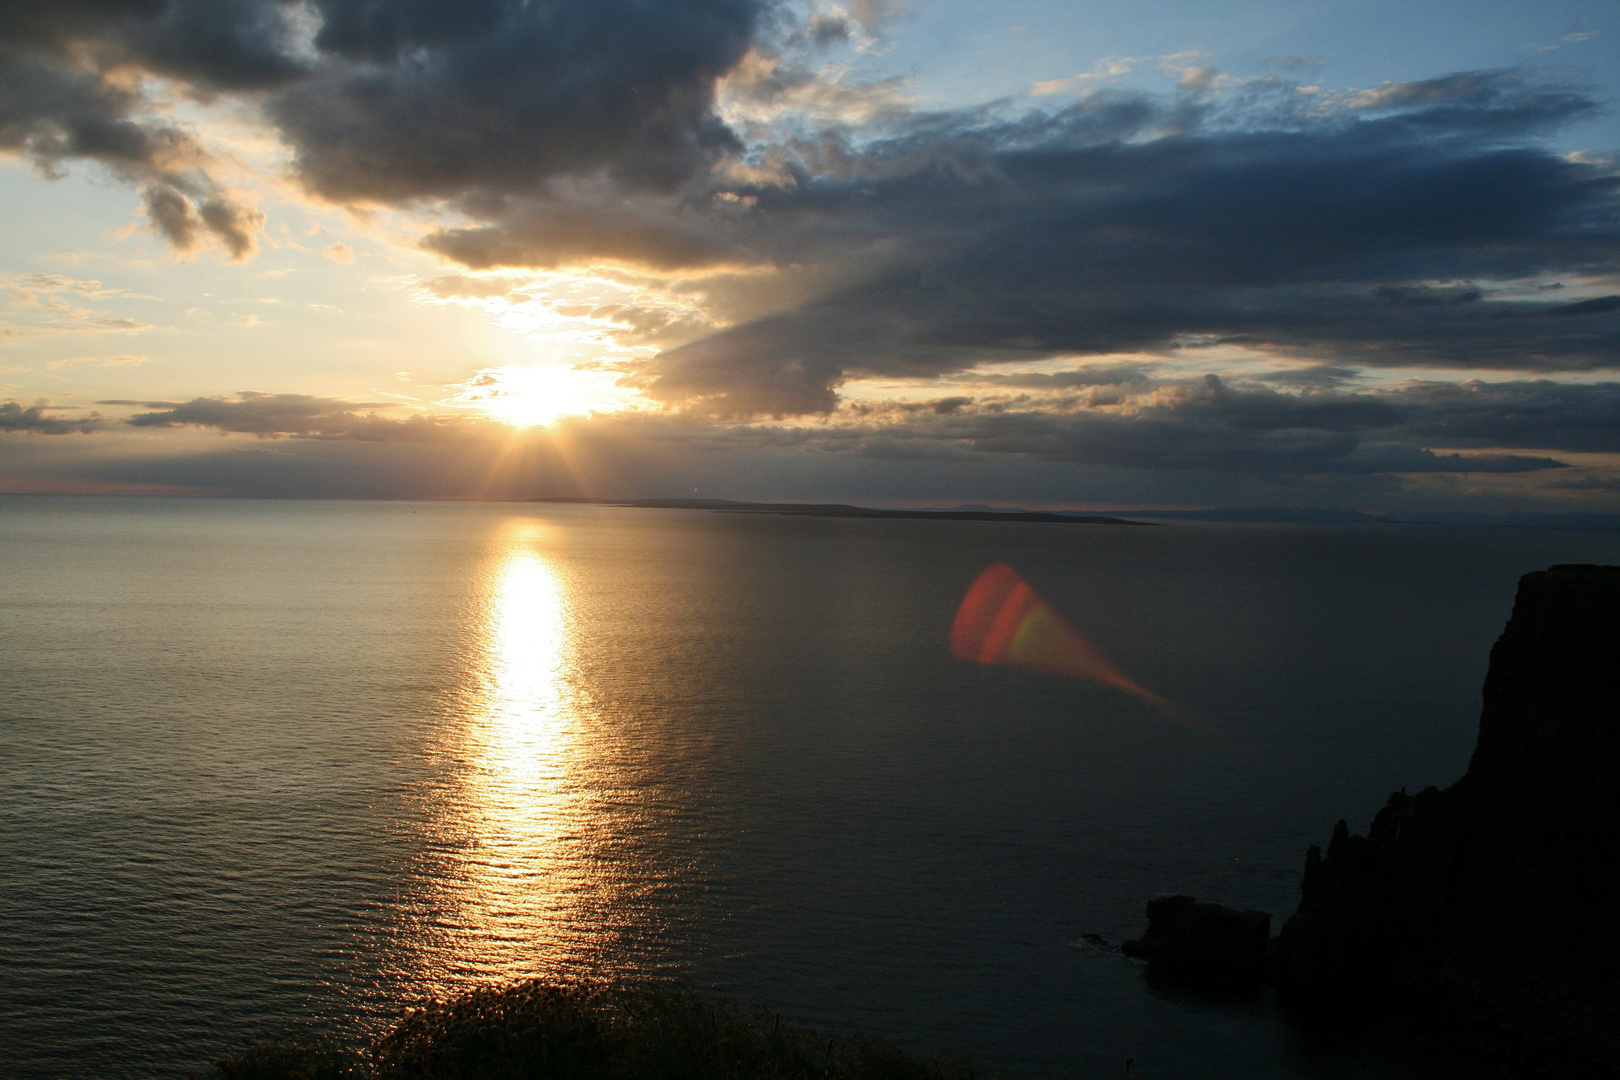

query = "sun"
[450, 364, 635, 427]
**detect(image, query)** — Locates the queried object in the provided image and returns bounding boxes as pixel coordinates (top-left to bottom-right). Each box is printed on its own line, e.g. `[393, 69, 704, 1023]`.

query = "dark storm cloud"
[0, 46, 207, 181]
[0, 21, 269, 257]
[1387, 379, 1620, 452]
[0, 0, 309, 89]
[0, 402, 105, 434]
[1546, 295, 1620, 317]
[1, 0, 769, 256]
[640, 71, 1620, 414]
[271, 0, 761, 203]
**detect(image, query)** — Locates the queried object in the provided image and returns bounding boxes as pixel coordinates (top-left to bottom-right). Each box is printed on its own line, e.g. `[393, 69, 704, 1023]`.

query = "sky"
[2, 0, 1618, 510]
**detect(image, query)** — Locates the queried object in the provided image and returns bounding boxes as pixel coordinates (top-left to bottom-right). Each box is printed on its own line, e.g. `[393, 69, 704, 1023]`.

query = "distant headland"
[529, 497, 1151, 526]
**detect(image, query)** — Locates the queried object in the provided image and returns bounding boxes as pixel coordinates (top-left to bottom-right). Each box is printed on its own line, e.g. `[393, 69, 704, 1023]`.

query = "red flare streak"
[950, 562, 1176, 712]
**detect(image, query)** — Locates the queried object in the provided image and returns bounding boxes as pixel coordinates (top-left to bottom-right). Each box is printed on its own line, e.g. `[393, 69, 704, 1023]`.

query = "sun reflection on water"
[481, 526, 573, 794]
[419, 519, 601, 986]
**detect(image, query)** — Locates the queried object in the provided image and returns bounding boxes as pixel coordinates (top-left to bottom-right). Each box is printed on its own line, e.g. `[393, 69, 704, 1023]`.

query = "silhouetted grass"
[213, 1037, 362, 1080]
[214, 981, 982, 1080]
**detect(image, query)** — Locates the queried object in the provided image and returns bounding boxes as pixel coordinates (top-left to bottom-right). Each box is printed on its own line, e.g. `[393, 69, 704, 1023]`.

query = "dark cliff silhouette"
[1271, 564, 1620, 1074]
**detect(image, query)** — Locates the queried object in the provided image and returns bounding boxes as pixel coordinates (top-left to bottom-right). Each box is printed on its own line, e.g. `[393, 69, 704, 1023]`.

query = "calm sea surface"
[5, 496, 1620, 1079]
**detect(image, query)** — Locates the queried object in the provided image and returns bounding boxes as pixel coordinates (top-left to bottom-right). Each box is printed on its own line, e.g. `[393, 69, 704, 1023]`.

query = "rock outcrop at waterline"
[1120, 895, 1270, 987]
[1270, 564, 1620, 1072]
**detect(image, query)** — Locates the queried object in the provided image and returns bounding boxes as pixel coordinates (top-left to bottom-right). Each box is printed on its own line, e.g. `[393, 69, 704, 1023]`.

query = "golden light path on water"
[405, 518, 620, 992]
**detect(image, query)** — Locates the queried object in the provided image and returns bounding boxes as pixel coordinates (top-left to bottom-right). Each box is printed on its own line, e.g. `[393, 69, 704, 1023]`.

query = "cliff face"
[1270, 565, 1620, 1068]
[1463, 563, 1620, 945]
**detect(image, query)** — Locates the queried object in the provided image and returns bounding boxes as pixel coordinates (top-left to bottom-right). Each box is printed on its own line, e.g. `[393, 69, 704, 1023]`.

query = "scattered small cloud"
[140, 187, 265, 261]
[0, 401, 107, 434]
[1533, 30, 1598, 51]
[0, 275, 156, 340]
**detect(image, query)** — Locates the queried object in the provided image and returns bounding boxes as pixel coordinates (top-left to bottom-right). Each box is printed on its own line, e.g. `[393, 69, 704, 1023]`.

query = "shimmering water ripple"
[5, 496, 1620, 1080]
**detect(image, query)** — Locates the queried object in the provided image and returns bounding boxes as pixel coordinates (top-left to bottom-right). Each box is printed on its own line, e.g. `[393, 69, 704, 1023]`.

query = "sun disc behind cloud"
[447, 364, 638, 427]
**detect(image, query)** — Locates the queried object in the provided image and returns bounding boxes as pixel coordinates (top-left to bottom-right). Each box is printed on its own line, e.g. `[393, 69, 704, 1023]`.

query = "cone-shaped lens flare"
[951, 562, 1172, 709]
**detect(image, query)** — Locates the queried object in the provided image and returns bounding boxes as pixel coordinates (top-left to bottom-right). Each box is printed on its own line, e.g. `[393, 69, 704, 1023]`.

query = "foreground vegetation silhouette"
[213, 981, 982, 1080]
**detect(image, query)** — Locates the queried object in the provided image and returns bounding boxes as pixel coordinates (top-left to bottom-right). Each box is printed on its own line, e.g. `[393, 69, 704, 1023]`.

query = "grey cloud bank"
[121, 392, 484, 441]
[0, 372, 1607, 507]
[65, 375, 1620, 468]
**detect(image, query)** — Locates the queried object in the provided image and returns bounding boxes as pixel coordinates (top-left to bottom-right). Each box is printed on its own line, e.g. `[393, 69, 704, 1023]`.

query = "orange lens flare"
[951, 562, 1174, 710]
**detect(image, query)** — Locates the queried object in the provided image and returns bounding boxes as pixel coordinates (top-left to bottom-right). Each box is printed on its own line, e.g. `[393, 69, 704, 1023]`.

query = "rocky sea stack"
[1271, 564, 1620, 1073]
[1120, 895, 1271, 988]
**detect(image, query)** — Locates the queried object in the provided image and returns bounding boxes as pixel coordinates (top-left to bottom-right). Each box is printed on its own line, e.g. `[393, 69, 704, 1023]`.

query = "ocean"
[5, 496, 1619, 1079]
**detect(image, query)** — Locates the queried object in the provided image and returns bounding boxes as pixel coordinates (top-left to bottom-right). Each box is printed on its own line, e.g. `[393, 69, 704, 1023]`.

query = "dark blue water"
[4, 496, 1618, 1079]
